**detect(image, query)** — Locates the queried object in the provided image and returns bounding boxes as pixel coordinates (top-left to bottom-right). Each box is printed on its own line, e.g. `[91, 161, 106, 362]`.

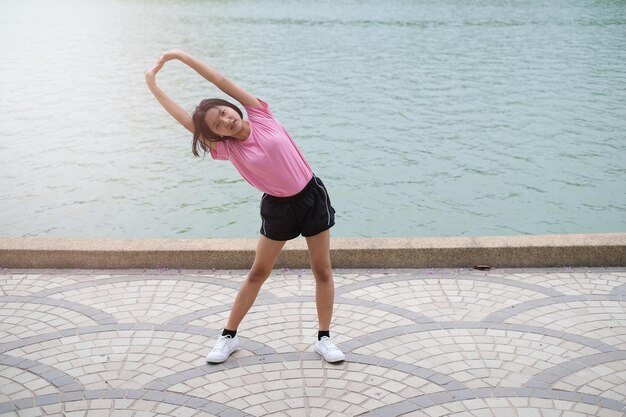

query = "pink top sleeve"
[209, 140, 229, 160]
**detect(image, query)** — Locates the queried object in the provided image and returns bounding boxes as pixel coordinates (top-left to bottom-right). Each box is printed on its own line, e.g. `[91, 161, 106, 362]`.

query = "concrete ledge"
[1, 233, 625, 269]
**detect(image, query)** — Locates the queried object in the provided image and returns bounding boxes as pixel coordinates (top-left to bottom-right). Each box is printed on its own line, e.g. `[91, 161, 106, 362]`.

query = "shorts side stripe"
[313, 176, 331, 226]
[260, 194, 268, 235]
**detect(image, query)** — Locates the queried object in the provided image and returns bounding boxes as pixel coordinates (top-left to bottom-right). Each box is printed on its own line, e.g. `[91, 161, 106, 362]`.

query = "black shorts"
[260, 176, 336, 241]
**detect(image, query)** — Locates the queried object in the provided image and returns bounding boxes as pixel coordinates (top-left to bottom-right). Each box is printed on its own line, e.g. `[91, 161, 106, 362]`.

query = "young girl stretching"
[144, 49, 345, 363]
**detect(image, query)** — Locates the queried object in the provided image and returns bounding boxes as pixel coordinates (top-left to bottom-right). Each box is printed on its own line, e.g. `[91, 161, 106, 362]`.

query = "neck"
[232, 121, 250, 141]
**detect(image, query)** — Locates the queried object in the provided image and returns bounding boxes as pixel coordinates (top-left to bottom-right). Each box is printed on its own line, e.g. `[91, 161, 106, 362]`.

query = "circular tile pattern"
[506, 272, 626, 295]
[168, 361, 444, 416]
[3, 399, 220, 417]
[353, 328, 598, 388]
[0, 268, 625, 417]
[0, 365, 58, 403]
[340, 278, 547, 322]
[3, 330, 252, 390]
[0, 302, 99, 343]
[0, 274, 82, 297]
[553, 360, 626, 402]
[401, 397, 624, 417]
[47, 280, 239, 324]
[505, 300, 626, 349]
[188, 302, 416, 352]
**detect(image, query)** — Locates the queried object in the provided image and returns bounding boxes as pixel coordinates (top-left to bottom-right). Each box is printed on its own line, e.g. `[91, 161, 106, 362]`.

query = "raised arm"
[144, 60, 194, 134]
[173, 49, 262, 108]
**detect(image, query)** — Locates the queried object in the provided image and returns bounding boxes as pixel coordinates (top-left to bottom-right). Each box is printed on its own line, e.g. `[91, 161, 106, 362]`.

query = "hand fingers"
[144, 68, 157, 80]
[146, 55, 166, 77]
[153, 59, 165, 71]
[150, 62, 161, 72]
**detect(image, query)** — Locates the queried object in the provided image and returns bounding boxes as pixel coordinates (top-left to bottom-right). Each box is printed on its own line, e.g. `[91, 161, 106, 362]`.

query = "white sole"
[315, 347, 345, 363]
[206, 347, 239, 364]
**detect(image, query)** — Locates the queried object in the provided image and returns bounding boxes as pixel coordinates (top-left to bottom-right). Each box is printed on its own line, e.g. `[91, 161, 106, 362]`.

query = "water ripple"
[0, 0, 625, 238]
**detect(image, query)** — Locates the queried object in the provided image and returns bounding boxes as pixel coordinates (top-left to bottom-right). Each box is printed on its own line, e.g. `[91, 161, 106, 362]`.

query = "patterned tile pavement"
[0, 267, 625, 416]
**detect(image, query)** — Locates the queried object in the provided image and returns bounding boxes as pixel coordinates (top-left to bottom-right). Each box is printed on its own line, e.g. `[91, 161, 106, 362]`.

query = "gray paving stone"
[534, 389, 559, 399]
[0, 354, 22, 366]
[608, 351, 626, 360]
[160, 373, 189, 386]
[580, 393, 602, 405]
[218, 408, 249, 417]
[133, 323, 155, 330]
[450, 389, 474, 401]
[201, 403, 228, 415]
[77, 326, 101, 335]
[59, 328, 77, 337]
[183, 397, 210, 409]
[557, 391, 582, 402]
[0, 402, 16, 413]
[236, 356, 263, 367]
[429, 391, 456, 404]
[526, 380, 549, 389]
[84, 389, 105, 400]
[60, 391, 85, 402]
[492, 388, 519, 397]
[101, 389, 127, 399]
[14, 397, 35, 409]
[2, 267, 626, 416]
[165, 392, 189, 406]
[469, 387, 493, 398]
[390, 362, 415, 374]
[280, 352, 301, 361]
[125, 389, 145, 399]
[40, 369, 64, 381]
[556, 361, 585, 373]
[388, 400, 420, 415]
[597, 398, 626, 412]
[162, 323, 189, 333]
[412, 367, 436, 380]
[35, 393, 60, 406]
[354, 355, 380, 366]
[428, 372, 455, 386]
[52, 375, 78, 387]
[410, 395, 435, 408]
[142, 390, 169, 402]
[145, 381, 170, 391]
[377, 358, 397, 369]
[338, 341, 362, 351]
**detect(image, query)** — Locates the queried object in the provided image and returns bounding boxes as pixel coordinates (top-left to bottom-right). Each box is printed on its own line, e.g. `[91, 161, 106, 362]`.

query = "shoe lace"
[214, 335, 232, 353]
[319, 336, 340, 352]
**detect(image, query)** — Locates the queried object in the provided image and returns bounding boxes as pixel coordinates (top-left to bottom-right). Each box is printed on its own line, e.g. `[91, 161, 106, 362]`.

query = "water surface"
[1, 0, 625, 238]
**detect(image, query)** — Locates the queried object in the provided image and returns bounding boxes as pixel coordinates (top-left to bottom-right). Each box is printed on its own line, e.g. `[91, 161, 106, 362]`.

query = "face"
[204, 106, 242, 137]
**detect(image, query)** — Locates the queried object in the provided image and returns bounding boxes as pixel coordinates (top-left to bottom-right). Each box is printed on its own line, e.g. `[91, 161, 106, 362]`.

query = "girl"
[144, 49, 345, 363]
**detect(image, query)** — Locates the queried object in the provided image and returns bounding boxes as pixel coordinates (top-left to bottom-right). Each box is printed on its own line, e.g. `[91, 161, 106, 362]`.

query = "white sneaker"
[206, 335, 240, 363]
[315, 336, 345, 363]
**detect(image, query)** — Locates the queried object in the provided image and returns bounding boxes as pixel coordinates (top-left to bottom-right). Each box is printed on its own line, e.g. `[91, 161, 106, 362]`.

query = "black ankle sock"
[222, 329, 237, 338]
[318, 330, 330, 341]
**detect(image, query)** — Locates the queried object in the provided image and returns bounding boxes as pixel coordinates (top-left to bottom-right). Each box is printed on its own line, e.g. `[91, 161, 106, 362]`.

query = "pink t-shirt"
[210, 99, 313, 197]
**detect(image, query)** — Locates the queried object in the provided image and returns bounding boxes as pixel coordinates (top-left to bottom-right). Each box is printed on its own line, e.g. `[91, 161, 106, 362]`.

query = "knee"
[312, 266, 333, 283]
[247, 265, 271, 285]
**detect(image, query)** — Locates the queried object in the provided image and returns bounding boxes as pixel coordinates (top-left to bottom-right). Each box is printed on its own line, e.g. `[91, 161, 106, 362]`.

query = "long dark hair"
[191, 98, 243, 157]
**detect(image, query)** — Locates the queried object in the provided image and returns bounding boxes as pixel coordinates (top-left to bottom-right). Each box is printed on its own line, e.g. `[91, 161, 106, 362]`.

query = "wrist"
[176, 50, 190, 63]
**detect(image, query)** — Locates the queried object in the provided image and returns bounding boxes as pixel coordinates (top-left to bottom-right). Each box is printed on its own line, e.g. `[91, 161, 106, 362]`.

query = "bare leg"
[305, 229, 334, 331]
[225, 235, 286, 331]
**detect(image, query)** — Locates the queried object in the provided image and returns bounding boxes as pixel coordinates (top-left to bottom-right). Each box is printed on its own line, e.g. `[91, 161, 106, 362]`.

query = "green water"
[0, 0, 624, 238]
